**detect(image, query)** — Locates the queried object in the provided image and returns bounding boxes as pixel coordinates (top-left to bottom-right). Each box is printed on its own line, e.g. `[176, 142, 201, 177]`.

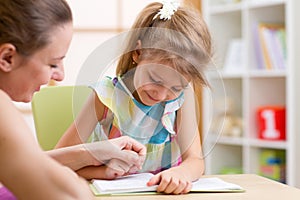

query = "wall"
[63, 0, 156, 86]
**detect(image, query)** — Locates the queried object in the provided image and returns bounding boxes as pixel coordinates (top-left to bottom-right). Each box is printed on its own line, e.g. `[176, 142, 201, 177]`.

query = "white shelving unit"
[202, 0, 300, 187]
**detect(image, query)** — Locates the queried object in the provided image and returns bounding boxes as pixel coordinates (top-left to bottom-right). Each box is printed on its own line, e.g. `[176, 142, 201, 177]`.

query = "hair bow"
[153, 0, 180, 20]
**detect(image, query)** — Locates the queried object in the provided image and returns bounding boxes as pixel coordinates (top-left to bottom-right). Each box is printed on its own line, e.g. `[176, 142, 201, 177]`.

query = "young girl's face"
[133, 60, 189, 106]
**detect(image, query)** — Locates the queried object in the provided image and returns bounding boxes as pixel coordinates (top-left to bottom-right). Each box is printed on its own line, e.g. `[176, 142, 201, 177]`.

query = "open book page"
[91, 173, 157, 195]
[191, 177, 244, 192]
[91, 173, 244, 195]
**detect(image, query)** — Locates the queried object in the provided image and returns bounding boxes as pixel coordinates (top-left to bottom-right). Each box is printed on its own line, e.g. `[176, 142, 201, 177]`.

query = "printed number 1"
[261, 110, 279, 139]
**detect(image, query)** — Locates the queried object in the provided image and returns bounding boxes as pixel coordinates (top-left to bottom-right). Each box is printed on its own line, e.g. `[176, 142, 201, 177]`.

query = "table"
[94, 174, 300, 200]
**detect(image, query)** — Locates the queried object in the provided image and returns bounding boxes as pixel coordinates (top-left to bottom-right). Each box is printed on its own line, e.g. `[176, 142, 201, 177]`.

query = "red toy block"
[257, 106, 286, 140]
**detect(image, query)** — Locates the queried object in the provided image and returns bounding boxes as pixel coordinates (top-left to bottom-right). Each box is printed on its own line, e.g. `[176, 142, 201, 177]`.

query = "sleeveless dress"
[90, 76, 185, 174]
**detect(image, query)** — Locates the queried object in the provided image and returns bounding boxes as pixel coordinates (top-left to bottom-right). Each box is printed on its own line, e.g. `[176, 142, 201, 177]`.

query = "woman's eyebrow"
[52, 55, 66, 61]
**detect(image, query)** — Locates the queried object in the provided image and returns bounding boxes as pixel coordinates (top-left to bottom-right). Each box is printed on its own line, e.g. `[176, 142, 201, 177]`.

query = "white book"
[91, 173, 245, 195]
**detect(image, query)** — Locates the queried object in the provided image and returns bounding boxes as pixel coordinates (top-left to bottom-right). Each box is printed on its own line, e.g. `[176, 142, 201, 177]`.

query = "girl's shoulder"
[89, 76, 115, 95]
[90, 76, 114, 89]
[89, 76, 118, 108]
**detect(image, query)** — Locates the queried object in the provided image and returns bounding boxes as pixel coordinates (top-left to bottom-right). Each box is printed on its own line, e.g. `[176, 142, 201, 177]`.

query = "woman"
[0, 0, 145, 199]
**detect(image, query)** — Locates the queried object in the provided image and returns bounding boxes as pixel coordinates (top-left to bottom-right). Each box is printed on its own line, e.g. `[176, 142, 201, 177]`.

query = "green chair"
[31, 85, 92, 150]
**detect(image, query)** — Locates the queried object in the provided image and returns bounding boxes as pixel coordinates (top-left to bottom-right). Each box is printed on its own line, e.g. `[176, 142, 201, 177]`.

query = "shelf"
[214, 135, 244, 146]
[210, 136, 286, 149]
[248, 0, 286, 9]
[213, 70, 286, 78]
[249, 70, 286, 77]
[209, 3, 243, 15]
[203, 0, 300, 187]
[248, 138, 287, 149]
[220, 71, 246, 79]
[208, 71, 246, 80]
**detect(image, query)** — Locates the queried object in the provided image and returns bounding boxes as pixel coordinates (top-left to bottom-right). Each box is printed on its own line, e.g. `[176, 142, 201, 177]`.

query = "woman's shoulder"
[0, 90, 23, 121]
[0, 89, 10, 98]
[0, 90, 13, 106]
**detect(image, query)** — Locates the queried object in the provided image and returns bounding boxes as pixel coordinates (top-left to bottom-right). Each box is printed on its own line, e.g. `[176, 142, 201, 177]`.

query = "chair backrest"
[31, 85, 92, 150]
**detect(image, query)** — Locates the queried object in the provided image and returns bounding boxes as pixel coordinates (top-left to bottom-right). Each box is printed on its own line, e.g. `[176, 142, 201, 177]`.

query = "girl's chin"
[140, 98, 157, 106]
[145, 94, 160, 105]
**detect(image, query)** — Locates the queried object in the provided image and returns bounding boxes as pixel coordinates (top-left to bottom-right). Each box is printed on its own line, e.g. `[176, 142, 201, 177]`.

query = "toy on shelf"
[257, 106, 286, 140]
[211, 97, 243, 137]
[259, 149, 286, 183]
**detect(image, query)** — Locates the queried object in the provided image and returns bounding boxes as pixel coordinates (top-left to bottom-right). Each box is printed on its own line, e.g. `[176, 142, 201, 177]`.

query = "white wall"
[62, 0, 155, 86]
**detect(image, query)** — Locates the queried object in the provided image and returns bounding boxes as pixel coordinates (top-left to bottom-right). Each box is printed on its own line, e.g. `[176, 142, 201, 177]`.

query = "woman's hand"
[84, 136, 146, 170]
[147, 167, 192, 194]
[102, 154, 141, 180]
[50, 136, 146, 178]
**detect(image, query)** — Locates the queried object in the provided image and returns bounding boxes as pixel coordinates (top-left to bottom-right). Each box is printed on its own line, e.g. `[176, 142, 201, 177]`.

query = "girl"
[57, 0, 212, 195]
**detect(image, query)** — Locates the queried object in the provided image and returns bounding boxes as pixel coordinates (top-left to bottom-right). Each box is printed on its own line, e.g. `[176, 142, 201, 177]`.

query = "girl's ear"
[0, 43, 17, 72]
[132, 40, 142, 63]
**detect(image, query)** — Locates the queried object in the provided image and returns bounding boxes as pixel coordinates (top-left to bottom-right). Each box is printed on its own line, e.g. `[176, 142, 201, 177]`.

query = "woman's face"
[4, 23, 73, 102]
[133, 60, 189, 106]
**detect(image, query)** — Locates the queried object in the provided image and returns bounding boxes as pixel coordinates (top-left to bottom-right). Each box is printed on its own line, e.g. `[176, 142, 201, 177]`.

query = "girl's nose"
[155, 86, 170, 101]
[51, 65, 65, 82]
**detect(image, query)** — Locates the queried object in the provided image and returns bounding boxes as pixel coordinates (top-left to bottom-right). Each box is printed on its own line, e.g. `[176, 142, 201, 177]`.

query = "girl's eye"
[149, 75, 162, 84]
[171, 87, 182, 93]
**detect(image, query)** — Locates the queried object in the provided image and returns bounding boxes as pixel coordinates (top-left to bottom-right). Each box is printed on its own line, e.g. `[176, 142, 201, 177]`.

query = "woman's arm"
[0, 90, 93, 200]
[48, 136, 146, 172]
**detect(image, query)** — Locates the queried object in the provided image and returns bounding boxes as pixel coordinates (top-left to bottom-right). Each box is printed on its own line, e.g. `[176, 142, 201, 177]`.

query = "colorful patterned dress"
[90, 76, 185, 174]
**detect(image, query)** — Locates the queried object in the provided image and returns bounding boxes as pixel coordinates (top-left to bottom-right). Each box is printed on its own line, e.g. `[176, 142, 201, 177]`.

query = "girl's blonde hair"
[116, 2, 212, 86]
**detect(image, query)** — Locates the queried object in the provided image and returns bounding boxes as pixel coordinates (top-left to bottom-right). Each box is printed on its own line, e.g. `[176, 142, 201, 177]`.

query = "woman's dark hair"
[0, 0, 72, 56]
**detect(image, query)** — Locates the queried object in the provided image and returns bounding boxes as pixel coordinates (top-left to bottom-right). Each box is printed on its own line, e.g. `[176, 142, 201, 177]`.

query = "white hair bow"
[153, 0, 180, 21]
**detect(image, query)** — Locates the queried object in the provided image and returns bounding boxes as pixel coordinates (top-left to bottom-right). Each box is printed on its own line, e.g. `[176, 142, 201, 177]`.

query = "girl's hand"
[147, 167, 192, 194]
[103, 157, 140, 179]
